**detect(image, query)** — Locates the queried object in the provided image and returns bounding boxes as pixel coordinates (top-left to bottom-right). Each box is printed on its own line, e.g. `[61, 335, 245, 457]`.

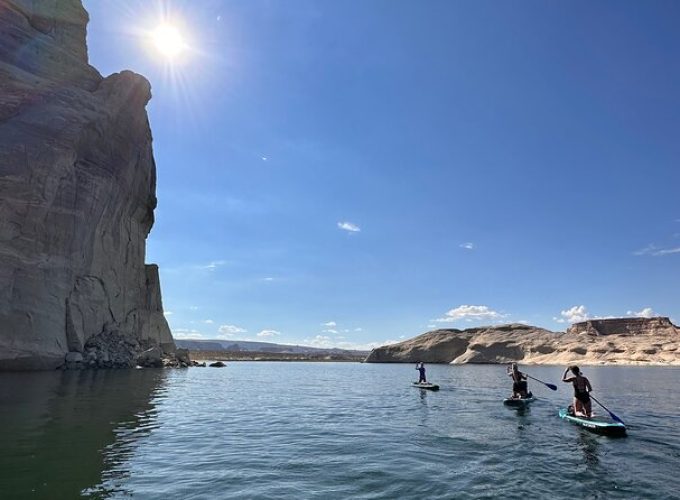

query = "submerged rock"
[365, 318, 680, 365]
[209, 361, 226, 368]
[0, 0, 176, 370]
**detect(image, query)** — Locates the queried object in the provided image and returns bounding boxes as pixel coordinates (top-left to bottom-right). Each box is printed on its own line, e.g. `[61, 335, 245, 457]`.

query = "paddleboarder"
[416, 362, 427, 383]
[562, 365, 593, 418]
[506, 363, 529, 399]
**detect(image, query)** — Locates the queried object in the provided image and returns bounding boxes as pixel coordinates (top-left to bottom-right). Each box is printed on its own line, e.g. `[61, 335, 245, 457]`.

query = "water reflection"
[0, 369, 167, 499]
[576, 431, 600, 468]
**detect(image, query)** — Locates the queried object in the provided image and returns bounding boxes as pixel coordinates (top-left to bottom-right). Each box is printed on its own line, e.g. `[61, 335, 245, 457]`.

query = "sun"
[152, 24, 185, 58]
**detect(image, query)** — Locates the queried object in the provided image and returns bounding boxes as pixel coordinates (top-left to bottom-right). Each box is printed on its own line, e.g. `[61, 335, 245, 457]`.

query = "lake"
[1, 363, 679, 499]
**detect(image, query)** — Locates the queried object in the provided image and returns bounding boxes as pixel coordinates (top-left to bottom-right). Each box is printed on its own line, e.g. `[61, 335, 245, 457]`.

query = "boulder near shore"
[365, 317, 680, 365]
[0, 0, 178, 370]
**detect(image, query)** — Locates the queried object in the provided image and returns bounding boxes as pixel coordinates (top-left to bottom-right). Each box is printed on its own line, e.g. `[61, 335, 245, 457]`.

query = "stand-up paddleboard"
[559, 408, 627, 436]
[503, 394, 536, 406]
[412, 382, 439, 391]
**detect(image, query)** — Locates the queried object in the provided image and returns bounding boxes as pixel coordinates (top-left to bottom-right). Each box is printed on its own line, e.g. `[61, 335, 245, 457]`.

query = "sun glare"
[152, 24, 185, 58]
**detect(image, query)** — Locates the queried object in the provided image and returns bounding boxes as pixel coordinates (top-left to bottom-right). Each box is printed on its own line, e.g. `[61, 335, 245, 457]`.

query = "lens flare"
[152, 24, 185, 58]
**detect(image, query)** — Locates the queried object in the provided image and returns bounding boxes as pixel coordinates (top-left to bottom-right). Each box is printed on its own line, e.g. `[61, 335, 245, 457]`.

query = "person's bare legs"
[573, 397, 584, 416]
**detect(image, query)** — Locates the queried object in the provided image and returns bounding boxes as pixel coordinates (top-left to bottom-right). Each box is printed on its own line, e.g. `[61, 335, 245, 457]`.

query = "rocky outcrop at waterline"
[365, 318, 680, 365]
[0, 0, 177, 370]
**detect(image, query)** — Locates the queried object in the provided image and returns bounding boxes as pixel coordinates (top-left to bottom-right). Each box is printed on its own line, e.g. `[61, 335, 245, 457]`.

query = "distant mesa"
[176, 339, 369, 362]
[365, 317, 680, 365]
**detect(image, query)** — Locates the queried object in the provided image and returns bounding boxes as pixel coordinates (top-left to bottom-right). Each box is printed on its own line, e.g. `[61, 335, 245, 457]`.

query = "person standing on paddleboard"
[562, 365, 593, 418]
[507, 363, 529, 398]
[416, 362, 427, 383]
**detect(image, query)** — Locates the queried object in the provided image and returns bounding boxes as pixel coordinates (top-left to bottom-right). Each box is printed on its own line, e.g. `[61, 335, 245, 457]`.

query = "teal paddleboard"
[559, 408, 626, 436]
[412, 382, 439, 391]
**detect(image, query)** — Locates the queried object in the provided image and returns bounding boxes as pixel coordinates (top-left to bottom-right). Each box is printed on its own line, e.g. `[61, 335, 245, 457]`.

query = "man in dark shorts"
[416, 362, 427, 383]
[507, 362, 529, 398]
[562, 365, 593, 418]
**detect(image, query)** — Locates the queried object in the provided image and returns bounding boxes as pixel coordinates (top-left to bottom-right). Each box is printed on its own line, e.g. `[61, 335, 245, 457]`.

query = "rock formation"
[365, 318, 680, 365]
[0, 0, 176, 369]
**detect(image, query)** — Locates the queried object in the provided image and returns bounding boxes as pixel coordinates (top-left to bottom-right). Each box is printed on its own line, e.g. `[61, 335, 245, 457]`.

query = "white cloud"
[556, 305, 589, 324]
[261, 156, 268, 161]
[189, 306, 199, 311]
[555, 306, 617, 324]
[354, 327, 363, 332]
[322, 329, 339, 334]
[459, 242, 475, 250]
[323, 321, 337, 327]
[218, 324, 247, 336]
[172, 328, 204, 339]
[627, 307, 655, 318]
[634, 244, 680, 257]
[337, 221, 361, 233]
[202, 319, 214, 324]
[263, 277, 275, 281]
[257, 329, 281, 337]
[435, 305, 502, 323]
[163, 311, 174, 316]
[427, 324, 437, 329]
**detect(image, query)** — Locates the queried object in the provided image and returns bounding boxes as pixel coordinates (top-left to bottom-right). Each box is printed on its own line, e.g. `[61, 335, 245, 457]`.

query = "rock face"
[567, 317, 677, 336]
[365, 318, 680, 365]
[0, 0, 175, 370]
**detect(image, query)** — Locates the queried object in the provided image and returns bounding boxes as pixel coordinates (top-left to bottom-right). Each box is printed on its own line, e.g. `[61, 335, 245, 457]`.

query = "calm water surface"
[1, 363, 679, 499]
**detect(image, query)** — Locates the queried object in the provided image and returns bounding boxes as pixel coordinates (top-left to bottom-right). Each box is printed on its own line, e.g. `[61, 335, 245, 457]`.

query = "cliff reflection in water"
[0, 369, 167, 499]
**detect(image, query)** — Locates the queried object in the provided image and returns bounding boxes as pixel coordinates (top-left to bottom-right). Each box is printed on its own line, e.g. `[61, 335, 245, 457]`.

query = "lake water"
[1, 363, 679, 499]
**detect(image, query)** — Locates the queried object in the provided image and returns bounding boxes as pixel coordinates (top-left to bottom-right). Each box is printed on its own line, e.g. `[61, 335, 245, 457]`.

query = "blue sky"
[84, 0, 680, 349]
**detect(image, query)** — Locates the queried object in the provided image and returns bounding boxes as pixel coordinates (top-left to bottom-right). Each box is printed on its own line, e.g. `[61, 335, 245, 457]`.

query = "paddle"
[590, 394, 625, 425]
[526, 374, 557, 391]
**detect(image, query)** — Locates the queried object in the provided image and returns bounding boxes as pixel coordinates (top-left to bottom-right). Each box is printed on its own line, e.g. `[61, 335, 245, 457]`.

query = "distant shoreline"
[189, 350, 365, 362]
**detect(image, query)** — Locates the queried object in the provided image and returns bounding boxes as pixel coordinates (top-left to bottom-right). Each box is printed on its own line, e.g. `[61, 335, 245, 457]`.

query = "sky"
[84, 0, 680, 350]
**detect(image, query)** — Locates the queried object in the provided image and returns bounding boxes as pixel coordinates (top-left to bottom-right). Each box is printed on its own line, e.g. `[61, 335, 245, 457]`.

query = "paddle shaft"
[590, 394, 625, 425]
[526, 374, 557, 391]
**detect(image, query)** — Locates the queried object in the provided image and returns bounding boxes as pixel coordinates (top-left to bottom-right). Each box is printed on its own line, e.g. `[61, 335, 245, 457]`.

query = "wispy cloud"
[634, 244, 680, 257]
[354, 327, 363, 332]
[459, 242, 475, 250]
[218, 324, 247, 336]
[263, 277, 275, 282]
[323, 321, 337, 327]
[202, 319, 214, 324]
[627, 307, 655, 318]
[201, 260, 228, 271]
[337, 221, 361, 233]
[257, 329, 281, 337]
[435, 305, 503, 323]
[322, 329, 339, 334]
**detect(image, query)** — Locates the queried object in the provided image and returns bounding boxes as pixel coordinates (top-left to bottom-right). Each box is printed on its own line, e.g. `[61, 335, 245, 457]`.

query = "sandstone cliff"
[365, 318, 680, 365]
[0, 0, 175, 369]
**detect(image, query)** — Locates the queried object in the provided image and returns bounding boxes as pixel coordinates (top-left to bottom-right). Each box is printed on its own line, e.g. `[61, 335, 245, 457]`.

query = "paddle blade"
[609, 412, 625, 425]
[545, 383, 558, 391]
